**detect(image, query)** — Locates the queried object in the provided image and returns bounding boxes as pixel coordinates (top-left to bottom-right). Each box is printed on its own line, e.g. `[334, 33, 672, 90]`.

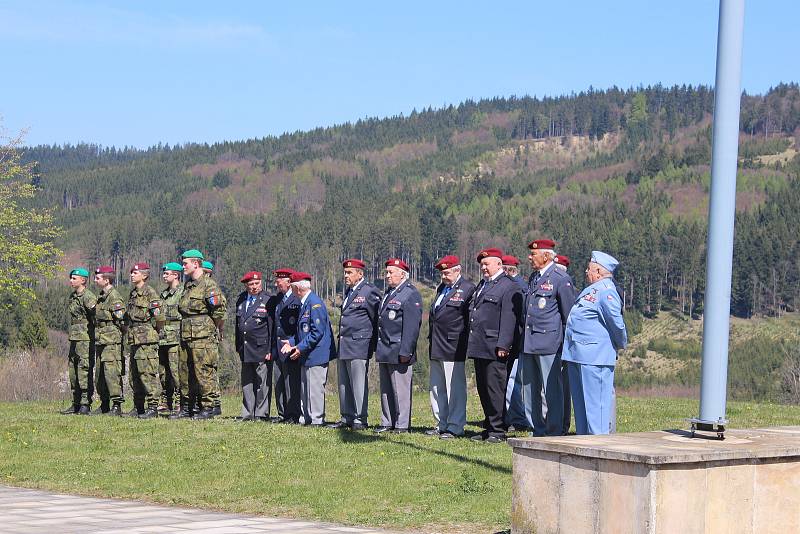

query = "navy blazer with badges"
[375, 279, 423, 365]
[338, 280, 381, 360]
[268, 291, 301, 363]
[466, 273, 523, 360]
[234, 290, 273, 363]
[296, 291, 336, 368]
[428, 277, 476, 362]
[522, 263, 577, 355]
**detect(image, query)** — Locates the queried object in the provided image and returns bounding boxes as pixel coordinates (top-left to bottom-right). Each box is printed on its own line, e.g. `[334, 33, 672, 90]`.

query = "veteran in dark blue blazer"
[328, 258, 380, 430]
[520, 239, 576, 437]
[467, 248, 523, 443]
[268, 268, 302, 423]
[427, 255, 476, 439]
[501, 254, 530, 431]
[562, 251, 627, 435]
[281, 271, 336, 426]
[235, 271, 273, 421]
[374, 258, 422, 434]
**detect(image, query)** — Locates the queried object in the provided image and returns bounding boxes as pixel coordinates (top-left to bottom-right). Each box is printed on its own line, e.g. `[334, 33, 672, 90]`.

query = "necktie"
[382, 288, 395, 308]
[246, 296, 255, 311]
[435, 286, 452, 310]
[475, 280, 486, 300]
[530, 272, 541, 291]
[343, 288, 353, 308]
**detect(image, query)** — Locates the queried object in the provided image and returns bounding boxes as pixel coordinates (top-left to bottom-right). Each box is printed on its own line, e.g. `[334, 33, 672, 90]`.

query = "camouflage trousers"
[95, 343, 124, 407]
[159, 344, 179, 408]
[182, 338, 220, 409]
[68, 340, 94, 406]
[129, 343, 162, 410]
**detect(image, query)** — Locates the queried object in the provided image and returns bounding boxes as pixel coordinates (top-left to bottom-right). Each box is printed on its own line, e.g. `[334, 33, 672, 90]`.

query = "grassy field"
[2, 393, 800, 533]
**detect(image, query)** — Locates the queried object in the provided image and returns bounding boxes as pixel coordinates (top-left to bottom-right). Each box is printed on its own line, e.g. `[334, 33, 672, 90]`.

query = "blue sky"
[1, 1, 797, 148]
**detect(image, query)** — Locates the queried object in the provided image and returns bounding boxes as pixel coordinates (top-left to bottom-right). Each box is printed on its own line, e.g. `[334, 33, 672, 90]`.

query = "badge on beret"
[302, 323, 310, 332]
[538, 297, 546, 309]
[289, 317, 296, 325]
[388, 310, 397, 320]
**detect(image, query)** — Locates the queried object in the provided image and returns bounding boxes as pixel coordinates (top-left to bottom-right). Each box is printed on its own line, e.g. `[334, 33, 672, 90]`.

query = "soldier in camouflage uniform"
[201, 259, 223, 416]
[158, 263, 183, 416]
[64, 268, 97, 415]
[125, 262, 165, 419]
[92, 266, 126, 416]
[177, 250, 227, 420]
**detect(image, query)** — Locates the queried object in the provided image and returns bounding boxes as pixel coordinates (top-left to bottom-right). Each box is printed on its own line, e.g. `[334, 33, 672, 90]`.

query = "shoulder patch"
[208, 291, 219, 306]
[312, 303, 322, 309]
[149, 300, 161, 308]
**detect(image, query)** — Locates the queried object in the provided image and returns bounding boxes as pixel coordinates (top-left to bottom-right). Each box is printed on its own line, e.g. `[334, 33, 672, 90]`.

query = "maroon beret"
[343, 258, 366, 269]
[501, 255, 520, 266]
[130, 262, 150, 272]
[240, 271, 263, 283]
[289, 271, 312, 283]
[528, 238, 556, 250]
[555, 255, 571, 267]
[385, 258, 410, 272]
[476, 248, 504, 262]
[95, 265, 114, 275]
[435, 255, 461, 270]
[273, 268, 294, 279]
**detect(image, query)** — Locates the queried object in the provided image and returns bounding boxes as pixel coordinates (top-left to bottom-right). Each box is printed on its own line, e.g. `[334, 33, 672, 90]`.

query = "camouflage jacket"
[94, 286, 125, 346]
[179, 275, 226, 341]
[67, 288, 97, 341]
[125, 284, 163, 345]
[159, 285, 183, 346]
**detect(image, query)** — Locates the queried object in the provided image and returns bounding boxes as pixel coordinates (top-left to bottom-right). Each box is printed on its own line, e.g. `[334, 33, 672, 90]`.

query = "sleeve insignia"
[208, 292, 219, 306]
[312, 303, 322, 309]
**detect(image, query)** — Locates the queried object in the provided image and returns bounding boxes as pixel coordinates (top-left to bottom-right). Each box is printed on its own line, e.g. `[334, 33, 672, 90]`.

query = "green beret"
[70, 268, 89, 278]
[181, 249, 205, 260]
[202, 261, 214, 271]
[162, 262, 183, 272]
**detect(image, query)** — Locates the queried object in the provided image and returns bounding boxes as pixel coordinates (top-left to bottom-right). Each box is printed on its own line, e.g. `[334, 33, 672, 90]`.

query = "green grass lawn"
[1, 394, 800, 533]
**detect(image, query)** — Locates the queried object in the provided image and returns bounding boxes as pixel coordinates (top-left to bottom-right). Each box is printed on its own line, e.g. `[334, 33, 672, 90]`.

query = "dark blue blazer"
[428, 277, 476, 362]
[522, 263, 577, 355]
[234, 290, 272, 363]
[296, 292, 336, 367]
[269, 291, 301, 362]
[466, 273, 523, 361]
[337, 280, 381, 360]
[375, 279, 422, 365]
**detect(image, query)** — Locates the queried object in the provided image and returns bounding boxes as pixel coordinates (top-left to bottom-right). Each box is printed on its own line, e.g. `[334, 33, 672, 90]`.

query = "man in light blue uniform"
[562, 251, 627, 435]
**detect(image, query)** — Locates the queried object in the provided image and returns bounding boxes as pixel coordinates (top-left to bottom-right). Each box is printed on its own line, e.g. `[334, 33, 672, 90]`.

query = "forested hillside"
[15, 83, 800, 325]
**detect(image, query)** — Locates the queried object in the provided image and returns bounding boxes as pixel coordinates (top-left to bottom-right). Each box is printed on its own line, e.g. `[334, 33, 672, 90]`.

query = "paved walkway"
[0, 486, 388, 534]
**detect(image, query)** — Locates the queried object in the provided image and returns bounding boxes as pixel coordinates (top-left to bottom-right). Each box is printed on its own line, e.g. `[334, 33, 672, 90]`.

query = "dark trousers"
[274, 357, 301, 422]
[241, 360, 273, 419]
[474, 358, 508, 437]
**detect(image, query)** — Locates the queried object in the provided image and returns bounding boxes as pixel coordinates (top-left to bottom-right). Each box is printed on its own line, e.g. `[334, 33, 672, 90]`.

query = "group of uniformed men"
[63, 240, 627, 440]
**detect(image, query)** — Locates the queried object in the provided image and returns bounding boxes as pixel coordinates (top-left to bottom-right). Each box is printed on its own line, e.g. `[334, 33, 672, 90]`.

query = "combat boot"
[77, 405, 91, 416]
[109, 403, 122, 417]
[92, 404, 110, 415]
[138, 408, 158, 419]
[212, 403, 222, 416]
[124, 407, 141, 418]
[192, 408, 215, 420]
[60, 405, 78, 415]
[168, 398, 192, 420]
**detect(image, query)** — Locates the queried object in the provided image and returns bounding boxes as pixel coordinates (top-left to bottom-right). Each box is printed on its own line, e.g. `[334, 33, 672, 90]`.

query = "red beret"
[130, 262, 150, 272]
[273, 268, 294, 278]
[95, 265, 114, 275]
[435, 255, 460, 270]
[240, 271, 262, 283]
[555, 255, 571, 267]
[343, 258, 366, 269]
[528, 238, 556, 250]
[289, 271, 312, 283]
[501, 255, 520, 266]
[385, 258, 410, 272]
[476, 248, 504, 262]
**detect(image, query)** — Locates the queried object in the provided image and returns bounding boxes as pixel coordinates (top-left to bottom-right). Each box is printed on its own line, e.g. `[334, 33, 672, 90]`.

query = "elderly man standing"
[281, 272, 335, 426]
[502, 253, 529, 432]
[374, 258, 422, 434]
[521, 239, 576, 436]
[562, 251, 627, 435]
[329, 259, 380, 430]
[468, 248, 523, 443]
[427, 255, 475, 439]
[269, 268, 302, 424]
[235, 271, 273, 421]
[502, 255, 528, 292]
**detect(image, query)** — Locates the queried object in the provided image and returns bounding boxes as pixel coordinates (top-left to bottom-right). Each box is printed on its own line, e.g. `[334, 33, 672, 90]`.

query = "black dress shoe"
[439, 432, 458, 440]
[60, 405, 78, 415]
[424, 428, 441, 436]
[235, 415, 255, 422]
[350, 423, 368, 431]
[470, 433, 487, 442]
[138, 408, 158, 419]
[485, 435, 507, 444]
[270, 416, 285, 424]
[76, 405, 91, 416]
[373, 426, 392, 434]
[326, 421, 349, 429]
[192, 408, 215, 420]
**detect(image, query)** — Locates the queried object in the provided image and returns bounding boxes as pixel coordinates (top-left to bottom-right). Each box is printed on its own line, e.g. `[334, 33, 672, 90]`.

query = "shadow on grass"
[331, 428, 512, 475]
